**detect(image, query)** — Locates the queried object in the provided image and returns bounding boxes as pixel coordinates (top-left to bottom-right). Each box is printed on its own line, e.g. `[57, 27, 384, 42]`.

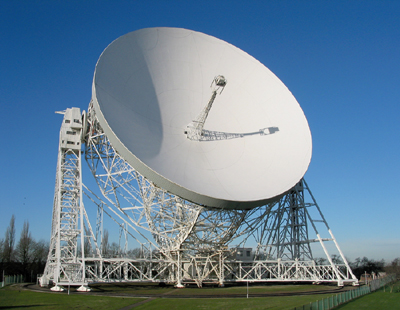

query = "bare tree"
[110, 242, 120, 257]
[0, 238, 4, 262]
[350, 256, 385, 279]
[331, 254, 343, 265]
[315, 257, 328, 265]
[84, 236, 92, 256]
[102, 229, 109, 257]
[385, 257, 400, 278]
[16, 221, 34, 265]
[3, 215, 16, 262]
[32, 239, 49, 265]
[127, 248, 142, 258]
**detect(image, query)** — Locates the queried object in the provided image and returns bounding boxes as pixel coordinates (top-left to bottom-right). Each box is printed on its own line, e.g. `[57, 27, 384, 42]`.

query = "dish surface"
[92, 27, 312, 209]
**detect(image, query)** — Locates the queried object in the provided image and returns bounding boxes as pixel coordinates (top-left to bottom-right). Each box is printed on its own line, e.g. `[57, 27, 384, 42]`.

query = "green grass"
[88, 282, 341, 296]
[0, 283, 349, 310]
[4, 281, 398, 310]
[335, 282, 400, 310]
[165, 283, 340, 296]
[0, 285, 141, 310]
[134, 295, 334, 310]
[90, 282, 176, 295]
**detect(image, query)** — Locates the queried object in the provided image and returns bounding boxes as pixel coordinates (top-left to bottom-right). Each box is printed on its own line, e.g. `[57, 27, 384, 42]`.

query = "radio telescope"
[40, 28, 357, 291]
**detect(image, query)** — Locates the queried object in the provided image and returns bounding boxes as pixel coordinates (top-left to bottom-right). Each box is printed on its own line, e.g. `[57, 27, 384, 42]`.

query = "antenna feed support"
[186, 75, 227, 141]
[212, 75, 227, 94]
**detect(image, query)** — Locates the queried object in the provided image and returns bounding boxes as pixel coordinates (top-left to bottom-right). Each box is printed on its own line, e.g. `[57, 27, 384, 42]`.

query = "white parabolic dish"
[92, 27, 312, 210]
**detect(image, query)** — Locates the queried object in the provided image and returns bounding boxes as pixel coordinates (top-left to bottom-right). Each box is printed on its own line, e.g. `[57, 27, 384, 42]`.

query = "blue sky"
[1, 1, 399, 262]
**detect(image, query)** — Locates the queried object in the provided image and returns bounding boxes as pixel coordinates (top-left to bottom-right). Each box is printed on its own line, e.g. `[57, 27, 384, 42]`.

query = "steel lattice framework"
[40, 106, 358, 290]
[41, 108, 91, 291]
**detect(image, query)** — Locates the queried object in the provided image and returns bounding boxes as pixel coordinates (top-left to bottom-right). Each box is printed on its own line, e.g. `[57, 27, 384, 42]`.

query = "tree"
[84, 236, 92, 256]
[16, 221, 34, 265]
[331, 254, 343, 265]
[102, 229, 109, 257]
[3, 215, 16, 262]
[30, 239, 49, 282]
[314, 257, 327, 265]
[385, 257, 400, 278]
[109, 242, 120, 257]
[14, 221, 37, 281]
[32, 239, 49, 265]
[0, 238, 4, 262]
[0, 216, 50, 282]
[127, 248, 142, 258]
[350, 256, 385, 279]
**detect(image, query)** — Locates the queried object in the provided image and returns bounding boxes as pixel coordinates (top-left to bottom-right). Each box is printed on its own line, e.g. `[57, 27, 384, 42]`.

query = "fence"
[293, 275, 396, 310]
[1, 274, 24, 287]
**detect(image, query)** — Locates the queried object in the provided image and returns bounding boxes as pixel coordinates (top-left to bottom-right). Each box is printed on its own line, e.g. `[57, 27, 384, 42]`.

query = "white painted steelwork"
[40, 108, 93, 291]
[185, 75, 227, 141]
[92, 27, 312, 209]
[81, 106, 356, 286]
[41, 104, 356, 288]
[84, 103, 261, 253]
[41, 28, 357, 289]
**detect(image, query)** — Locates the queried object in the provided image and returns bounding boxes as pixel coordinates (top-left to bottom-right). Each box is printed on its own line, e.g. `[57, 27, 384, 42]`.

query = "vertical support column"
[272, 180, 313, 261]
[218, 251, 225, 287]
[175, 251, 184, 288]
[96, 205, 103, 255]
[40, 108, 90, 290]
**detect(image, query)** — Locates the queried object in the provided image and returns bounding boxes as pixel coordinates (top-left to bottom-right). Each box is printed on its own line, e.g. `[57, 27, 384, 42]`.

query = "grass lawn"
[166, 283, 340, 296]
[0, 283, 340, 310]
[0, 284, 141, 310]
[335, 282, 400, 310]
[90, 282, 176, 296]
[134, 295, 334, 310]
[88, 282, 342, 296]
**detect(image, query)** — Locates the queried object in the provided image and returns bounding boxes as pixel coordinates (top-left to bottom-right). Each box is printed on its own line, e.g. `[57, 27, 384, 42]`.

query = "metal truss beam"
[41, 105, 358, 289]
[40, 108, 94, 291]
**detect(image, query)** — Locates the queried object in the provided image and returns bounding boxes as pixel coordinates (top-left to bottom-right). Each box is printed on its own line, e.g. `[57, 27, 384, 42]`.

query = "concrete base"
[77, 285, 91, 292]
[51, 285, 65, 292]
[39, 276, 49, 287]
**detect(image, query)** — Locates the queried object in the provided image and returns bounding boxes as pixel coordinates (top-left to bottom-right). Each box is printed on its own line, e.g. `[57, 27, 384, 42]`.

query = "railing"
[293, 274, 396, 310]
[2, 274, 24, 287]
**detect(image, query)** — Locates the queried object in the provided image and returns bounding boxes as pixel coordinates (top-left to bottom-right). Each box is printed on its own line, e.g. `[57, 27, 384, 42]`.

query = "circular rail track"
[23, 283, 350, 299]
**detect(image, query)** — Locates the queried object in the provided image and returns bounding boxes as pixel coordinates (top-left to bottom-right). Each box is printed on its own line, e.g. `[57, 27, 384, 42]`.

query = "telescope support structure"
[40, 108, 93, 291]
[40, 106, 358, 289]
